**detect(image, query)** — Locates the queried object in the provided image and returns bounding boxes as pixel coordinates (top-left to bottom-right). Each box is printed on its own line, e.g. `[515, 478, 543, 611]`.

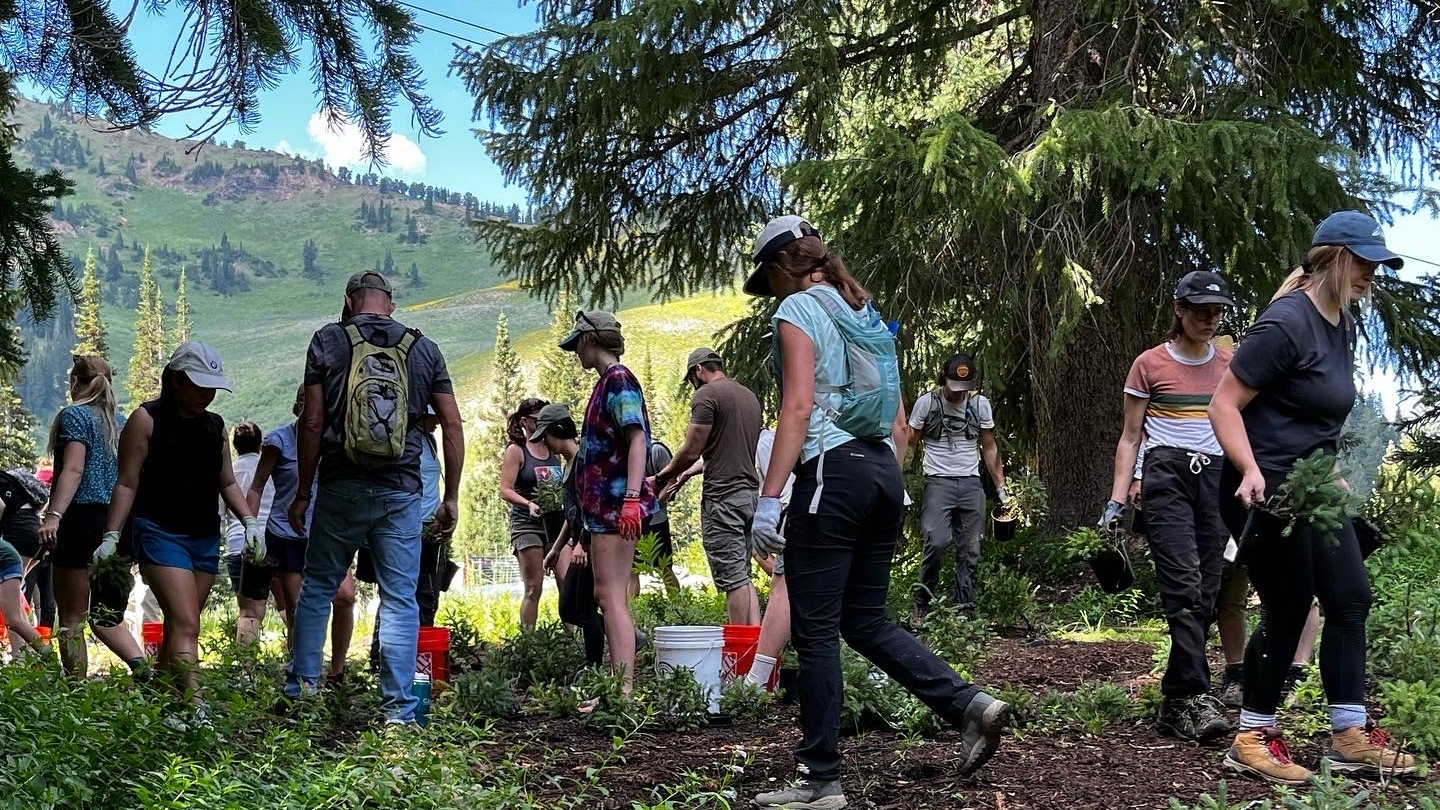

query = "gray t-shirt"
[907, 390, 995, 478]
[304, 314, 453, 493]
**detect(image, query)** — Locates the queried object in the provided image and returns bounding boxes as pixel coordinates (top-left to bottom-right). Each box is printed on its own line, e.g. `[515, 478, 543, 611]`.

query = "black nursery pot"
[542, 512, 567, 546]
[1089, 548, 1134, 594]
[991, 507, 1017, 542]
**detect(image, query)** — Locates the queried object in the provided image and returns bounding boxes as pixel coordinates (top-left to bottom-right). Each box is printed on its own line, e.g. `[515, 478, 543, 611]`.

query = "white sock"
[1239, 710, 1278, 730]
[745, 654, 778, 689]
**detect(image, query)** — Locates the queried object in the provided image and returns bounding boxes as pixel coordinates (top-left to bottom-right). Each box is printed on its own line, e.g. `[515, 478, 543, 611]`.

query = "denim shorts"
[133, 517, 221, 575]
[0, 538, 22, 583]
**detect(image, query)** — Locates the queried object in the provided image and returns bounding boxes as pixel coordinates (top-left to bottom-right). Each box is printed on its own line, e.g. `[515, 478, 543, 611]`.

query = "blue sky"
[126, 0, 540, 205]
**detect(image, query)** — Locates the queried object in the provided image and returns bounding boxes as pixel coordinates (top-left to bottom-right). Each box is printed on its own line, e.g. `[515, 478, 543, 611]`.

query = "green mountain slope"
[11, 97, 553, 432]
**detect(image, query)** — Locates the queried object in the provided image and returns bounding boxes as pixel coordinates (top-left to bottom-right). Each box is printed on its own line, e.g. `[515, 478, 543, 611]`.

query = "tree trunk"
[1029, 290, 1159, 530]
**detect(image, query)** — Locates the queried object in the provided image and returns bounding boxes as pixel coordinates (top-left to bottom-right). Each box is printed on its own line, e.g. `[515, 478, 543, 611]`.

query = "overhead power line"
[396, 0, 513, 41]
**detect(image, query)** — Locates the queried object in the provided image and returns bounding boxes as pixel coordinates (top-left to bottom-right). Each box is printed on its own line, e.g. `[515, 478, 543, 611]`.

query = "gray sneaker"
[753, 778, 847, 809]
[1216, 671, 1244, 709]
[957, 692, 1009, 775]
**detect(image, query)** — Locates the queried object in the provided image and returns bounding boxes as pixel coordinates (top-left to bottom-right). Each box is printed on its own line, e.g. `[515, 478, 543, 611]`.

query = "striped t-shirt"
[1123, 342, 1231, 456]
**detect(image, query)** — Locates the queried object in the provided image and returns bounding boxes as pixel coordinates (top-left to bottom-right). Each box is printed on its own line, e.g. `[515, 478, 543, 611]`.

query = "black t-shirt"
[1230, 291, 1356, 474]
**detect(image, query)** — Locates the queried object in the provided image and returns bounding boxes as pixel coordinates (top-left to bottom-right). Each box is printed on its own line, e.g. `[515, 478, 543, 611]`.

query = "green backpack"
[342, 323, 419, 468]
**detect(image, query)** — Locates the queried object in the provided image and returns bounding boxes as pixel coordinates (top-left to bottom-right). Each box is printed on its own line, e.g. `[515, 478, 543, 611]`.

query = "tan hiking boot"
[1324, 724, 1417, 776]
[1223, 727, 1314, 785]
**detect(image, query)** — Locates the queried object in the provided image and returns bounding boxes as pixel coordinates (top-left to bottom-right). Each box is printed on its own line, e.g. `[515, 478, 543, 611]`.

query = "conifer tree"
[537, 288, 587, 407]
[454, 314, 525, 558]
[0, 379, 39, 470]
[172, 268, 193, 345]
[126, 249, 166, 406]
[457, 0, 1440, 524]
[73, 247, 108, 357]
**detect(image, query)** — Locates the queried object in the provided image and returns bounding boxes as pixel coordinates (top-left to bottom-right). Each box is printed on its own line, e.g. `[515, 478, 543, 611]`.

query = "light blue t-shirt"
[771, 285, 864, 464]
[419, 433, 441, 522]
[262, 422, 316, 539]
[55, 405, 124, 505]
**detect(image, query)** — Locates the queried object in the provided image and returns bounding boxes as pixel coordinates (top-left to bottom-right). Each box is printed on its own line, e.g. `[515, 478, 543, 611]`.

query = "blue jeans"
[284, 478, 422, 721]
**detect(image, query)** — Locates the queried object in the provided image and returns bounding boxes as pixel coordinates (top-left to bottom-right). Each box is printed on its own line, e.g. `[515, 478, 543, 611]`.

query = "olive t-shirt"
[690, 377, 762, 498]
[1229, 291, 1356, 474]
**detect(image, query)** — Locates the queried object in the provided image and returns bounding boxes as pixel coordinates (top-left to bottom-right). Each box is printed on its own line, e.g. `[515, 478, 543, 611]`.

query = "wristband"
[44, 509, 64, 519]
[623, 490, 640, 498]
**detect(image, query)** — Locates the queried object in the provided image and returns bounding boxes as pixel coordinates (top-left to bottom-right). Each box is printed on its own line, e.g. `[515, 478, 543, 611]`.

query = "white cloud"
[303, 112, 428, 177]
[273, 140, 315, 160]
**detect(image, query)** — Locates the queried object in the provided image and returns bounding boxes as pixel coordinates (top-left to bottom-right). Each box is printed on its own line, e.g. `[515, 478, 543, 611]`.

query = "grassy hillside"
[10, 97, 555, 431]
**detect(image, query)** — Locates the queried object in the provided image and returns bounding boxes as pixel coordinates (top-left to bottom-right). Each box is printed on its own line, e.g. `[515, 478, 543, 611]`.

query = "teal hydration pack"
[783, 288, 902, 440]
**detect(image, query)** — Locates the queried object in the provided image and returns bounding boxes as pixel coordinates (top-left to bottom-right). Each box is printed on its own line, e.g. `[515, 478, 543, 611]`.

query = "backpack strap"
[804, 288, 848, 397]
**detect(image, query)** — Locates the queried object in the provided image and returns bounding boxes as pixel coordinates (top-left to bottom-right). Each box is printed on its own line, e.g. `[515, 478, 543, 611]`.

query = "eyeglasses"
[1183, 304, 1226, 321]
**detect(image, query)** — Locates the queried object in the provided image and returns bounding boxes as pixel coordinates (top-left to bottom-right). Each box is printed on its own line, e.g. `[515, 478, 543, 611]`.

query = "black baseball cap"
[1173, 271, 1236, 306]
[1312, 210, 1404, 269]
[942, 353, 978, 392]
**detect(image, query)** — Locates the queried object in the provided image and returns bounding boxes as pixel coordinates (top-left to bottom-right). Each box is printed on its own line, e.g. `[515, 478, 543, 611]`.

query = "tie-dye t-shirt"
[576, 364, 658, 532]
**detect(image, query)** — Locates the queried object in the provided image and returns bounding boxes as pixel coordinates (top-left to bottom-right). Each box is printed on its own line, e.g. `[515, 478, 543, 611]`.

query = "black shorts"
[635, 519, 675, 567]
[235, 531, 307, 601]
[52, 503, 115, 569]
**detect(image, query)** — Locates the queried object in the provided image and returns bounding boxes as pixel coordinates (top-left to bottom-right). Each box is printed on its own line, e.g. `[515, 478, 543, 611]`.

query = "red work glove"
[619, 497, 643, 541]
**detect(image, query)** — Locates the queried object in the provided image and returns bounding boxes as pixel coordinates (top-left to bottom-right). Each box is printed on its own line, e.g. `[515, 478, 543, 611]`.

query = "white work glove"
[1098, 500, 1127, 529]
[93, 530, 121, 565]
[751, 496, 785, 557]
[243, 517, 267, 564]
[997, 486, 1011, 506]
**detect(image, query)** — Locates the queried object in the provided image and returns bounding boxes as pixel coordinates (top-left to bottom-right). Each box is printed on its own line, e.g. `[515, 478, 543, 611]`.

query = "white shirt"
[222, 452, 273, 556]
[907, 390, 995, 477]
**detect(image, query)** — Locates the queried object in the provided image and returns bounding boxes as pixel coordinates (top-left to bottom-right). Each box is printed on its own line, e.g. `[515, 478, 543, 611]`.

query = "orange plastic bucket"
[416, 626, 450, 683]
[721, 624, 761, 684]
[142, 622, 165, 657]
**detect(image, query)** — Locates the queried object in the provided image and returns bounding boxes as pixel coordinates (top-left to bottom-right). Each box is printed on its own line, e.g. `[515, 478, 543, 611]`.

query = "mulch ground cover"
[487, 638, 1434, 809]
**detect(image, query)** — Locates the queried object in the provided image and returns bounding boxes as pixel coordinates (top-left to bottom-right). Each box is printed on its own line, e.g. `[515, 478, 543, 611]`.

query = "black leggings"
[558, 556, 605, 666]
[1219, 461, 1371, 715]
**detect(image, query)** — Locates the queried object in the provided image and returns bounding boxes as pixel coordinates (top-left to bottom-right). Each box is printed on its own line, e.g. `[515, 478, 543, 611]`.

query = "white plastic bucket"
[653, 625, 723, 713]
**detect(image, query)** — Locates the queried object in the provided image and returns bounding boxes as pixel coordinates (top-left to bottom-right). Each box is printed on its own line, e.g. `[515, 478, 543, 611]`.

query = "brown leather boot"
[1324, 723, 1418, 776]
[1223, 727, 1314, 785]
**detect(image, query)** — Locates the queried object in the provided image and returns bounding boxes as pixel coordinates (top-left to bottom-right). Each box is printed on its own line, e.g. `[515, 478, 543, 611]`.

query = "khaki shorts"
[510, 512, 550, 554]
[702, 489, 757, 592]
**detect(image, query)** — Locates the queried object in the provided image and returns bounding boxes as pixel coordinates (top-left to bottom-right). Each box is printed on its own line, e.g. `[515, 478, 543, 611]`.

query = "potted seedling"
[1066, 526, 1134, 594]
[993, 471, 1047, 542]
[1238, 450, 1358, 552]
[532, 477, 567, 545]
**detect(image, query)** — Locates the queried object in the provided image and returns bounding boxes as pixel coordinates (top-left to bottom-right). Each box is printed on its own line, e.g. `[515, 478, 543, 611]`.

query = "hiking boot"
[1216, 667, 1244, 709]
[1223, 727, 1314, 785]
[1324, 723, 1417, 777]
[1158, 695, 1229, 742]
[956, 692, 1009, 775]
[753, 778, 846, 809]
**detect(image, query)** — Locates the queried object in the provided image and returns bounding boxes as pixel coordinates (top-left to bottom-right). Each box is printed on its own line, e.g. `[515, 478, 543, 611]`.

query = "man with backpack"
[651, 347, 763, 624]
[282, 271, 464, 727]
[907, 352, 1009, 624]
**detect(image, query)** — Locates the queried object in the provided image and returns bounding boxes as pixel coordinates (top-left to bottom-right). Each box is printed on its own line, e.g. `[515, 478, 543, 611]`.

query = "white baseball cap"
[167, 341, 232, 391]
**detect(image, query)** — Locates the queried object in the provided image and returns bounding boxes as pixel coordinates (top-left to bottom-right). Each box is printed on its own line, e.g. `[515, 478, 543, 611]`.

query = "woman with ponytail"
[498, 397, 562, 629]
[743, 216, 1008, 808]
[1210, 211, 1413, 783]
[36, 355, 149, 679]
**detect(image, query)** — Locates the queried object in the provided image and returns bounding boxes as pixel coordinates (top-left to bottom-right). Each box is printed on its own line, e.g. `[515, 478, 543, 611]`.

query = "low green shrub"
[445, 667, 518, 721]
[644, 665, 709, 731]
[719, 679, 774, 723]
[1070, 681, 1132, 735]
[918, 602, 993, 675]
[484, 621, 586, 689]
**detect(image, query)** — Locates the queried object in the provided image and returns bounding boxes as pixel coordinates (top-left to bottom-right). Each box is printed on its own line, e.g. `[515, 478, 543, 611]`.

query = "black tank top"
[511, 442, 562, 519]
[133, 400, 225, 537]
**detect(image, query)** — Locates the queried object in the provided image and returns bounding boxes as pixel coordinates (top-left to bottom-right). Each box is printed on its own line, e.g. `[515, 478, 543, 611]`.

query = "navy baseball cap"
[1311, 210, 1404, 269]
